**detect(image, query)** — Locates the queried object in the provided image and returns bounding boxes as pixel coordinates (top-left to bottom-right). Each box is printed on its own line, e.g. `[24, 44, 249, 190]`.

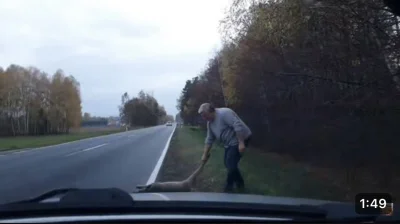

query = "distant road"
[0, 125, 176, 204]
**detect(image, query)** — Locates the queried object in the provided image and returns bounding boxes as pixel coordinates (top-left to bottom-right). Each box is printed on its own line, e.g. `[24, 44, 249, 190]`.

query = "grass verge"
[158, 126, 348, 201]
[0, 128, 126, 151]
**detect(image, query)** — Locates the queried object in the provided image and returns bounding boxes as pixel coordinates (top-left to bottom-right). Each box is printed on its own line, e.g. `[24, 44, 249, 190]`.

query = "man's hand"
[201, 152, 210, 163]
[238, 141, 246, 154]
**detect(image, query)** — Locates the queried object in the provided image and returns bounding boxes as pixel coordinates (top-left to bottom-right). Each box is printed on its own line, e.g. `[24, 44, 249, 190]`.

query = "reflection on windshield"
[0, 0, 399, 206]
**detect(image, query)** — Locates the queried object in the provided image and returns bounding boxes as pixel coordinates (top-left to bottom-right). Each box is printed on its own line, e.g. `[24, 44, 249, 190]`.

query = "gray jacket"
[205, 108, 252, 148]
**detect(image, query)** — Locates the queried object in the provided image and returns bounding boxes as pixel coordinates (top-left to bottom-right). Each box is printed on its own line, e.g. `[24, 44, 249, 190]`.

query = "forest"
[119, 91, 173, 127]
[0, 64, 82, 136]
[177, 0, 400, 194]
[0, 63, 172, 137]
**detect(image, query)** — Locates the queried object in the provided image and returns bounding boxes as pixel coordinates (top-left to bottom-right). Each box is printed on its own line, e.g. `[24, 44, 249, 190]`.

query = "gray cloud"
[91, 18, 161, 38]
[32, 50, 208, 116]
[0, 0, 230, 117]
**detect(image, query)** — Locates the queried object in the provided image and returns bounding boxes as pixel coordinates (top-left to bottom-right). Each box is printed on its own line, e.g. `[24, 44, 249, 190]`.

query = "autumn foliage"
[0, 64, 82, 136]
[177, 0, 400, 196]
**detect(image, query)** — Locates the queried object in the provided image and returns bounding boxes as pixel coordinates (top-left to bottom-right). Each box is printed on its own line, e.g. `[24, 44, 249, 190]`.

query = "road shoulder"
[158, 126, 348, 201]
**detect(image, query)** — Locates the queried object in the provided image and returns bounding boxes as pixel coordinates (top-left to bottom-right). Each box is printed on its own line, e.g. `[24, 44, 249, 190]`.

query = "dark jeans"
[223, 137, 251, 192]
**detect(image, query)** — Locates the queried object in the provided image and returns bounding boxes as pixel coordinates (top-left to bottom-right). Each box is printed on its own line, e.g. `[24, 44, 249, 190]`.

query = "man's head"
[198, 103, 216, 122]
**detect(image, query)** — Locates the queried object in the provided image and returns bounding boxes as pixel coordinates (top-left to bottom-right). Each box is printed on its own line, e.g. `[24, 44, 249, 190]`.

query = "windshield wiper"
[5, 188, 80, 205]
[0, 188, 136, 219]
[1, 188, 135, 207]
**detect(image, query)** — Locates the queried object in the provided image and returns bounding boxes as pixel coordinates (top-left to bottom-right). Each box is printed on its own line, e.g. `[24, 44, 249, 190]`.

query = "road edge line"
[146, 124, 177, 185]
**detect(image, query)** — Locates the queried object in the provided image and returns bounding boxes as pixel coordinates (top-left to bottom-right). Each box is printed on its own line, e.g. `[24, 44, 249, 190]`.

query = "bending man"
[198, 103, 252, 193]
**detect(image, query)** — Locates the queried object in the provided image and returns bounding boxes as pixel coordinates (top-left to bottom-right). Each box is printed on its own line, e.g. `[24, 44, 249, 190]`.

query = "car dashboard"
[0, 189, 398, 223]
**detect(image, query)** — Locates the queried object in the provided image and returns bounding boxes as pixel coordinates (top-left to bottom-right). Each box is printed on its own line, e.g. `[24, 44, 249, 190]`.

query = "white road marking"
[0, 150, 26, 156]
[65, 143, 108, 157]
[13, 150, 27, 154]
[82, 143, 108, 152]
[64, 151, 81, 157]
[146, 125, 177, 185]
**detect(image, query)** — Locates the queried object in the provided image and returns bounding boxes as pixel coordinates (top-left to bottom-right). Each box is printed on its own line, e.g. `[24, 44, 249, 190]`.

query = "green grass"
[158, 126, 348, 201]
[0, 128, 126, 151]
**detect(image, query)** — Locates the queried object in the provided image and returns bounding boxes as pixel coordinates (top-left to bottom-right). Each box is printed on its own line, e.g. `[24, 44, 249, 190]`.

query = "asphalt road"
[0, 125, 176, 204]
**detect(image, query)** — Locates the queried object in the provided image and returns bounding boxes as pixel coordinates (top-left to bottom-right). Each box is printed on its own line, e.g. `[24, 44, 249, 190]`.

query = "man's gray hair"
[198, 103, 214, 114]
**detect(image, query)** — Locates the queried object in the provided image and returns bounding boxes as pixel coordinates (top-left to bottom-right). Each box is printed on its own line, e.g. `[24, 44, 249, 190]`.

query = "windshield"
[0, 0, 398, 211]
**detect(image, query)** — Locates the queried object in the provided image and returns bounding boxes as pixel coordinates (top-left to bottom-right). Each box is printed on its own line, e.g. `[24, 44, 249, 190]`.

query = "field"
[0, 126, 126, 151]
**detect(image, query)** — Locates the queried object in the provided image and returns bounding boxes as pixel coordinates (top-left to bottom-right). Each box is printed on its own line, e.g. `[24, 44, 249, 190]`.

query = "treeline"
[81, 112, 110, 126]
[119, 90, 172, 127]
[177, 0, 400, 194]
[0, 64, 82, 136]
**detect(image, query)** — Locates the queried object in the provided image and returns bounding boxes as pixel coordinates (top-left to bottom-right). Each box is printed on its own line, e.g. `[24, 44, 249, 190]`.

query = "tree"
[83, 112, 91, 120]
[0, 64, 82, 136]
[176, 56, 226, 127]
[177, 0, 400, 193]
[120, 90, 169, 127]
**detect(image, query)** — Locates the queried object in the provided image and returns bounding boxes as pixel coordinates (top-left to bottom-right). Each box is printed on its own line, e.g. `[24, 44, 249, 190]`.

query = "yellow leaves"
[0, 64, 82, 135]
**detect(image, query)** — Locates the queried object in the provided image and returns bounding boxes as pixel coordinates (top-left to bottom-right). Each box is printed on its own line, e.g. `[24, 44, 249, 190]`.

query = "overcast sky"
[0, 0, 230, 117]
